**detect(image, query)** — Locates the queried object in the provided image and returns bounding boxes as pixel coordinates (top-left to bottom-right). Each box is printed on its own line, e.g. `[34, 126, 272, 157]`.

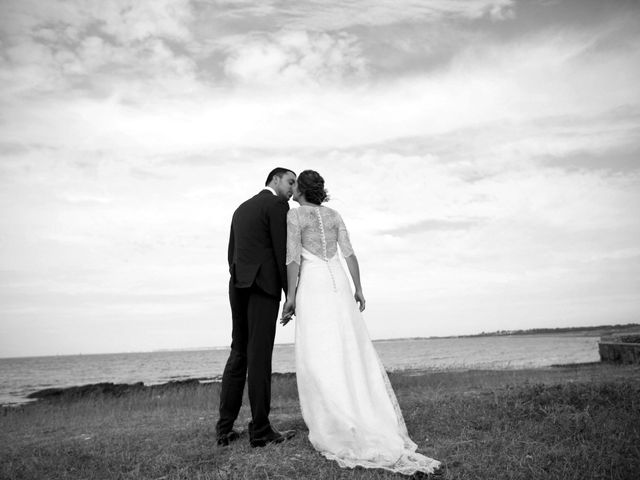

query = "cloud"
[96, 1, 194, 44]
[223, 30, 367, 87]
[1, 0, 193, 42]
[57, 193, 113, 205]
[2, 0, 638, 153]
[1, 0, 639, 355]
[210, 0, 515, 30]
[0, 0, 197, 98]
[12, 19, 639, 155]
[381, 218, 483, 236]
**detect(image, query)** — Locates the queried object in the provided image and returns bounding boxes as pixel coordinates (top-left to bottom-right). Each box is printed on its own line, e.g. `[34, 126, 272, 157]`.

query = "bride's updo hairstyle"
[297, 170, 329, 205]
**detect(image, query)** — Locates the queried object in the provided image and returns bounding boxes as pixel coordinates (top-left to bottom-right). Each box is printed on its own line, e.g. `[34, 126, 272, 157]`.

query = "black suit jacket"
[228, 190, 289, 298]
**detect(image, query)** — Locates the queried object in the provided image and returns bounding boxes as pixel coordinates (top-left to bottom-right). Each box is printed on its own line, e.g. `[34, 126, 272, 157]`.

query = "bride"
[280, 170, 441, 476]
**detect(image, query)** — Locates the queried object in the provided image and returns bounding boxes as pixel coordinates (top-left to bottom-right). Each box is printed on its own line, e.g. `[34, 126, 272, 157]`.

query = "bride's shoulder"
[321, 205, 341, 217]
[287, 207, 310, 220]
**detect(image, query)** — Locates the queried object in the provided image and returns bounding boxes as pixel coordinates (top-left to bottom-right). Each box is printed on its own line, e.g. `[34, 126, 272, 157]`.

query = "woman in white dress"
[280, 170, 441, 476]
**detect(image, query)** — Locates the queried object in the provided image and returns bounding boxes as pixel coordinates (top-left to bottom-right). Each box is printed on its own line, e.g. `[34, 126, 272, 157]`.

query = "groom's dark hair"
[265, 167, 296, 186]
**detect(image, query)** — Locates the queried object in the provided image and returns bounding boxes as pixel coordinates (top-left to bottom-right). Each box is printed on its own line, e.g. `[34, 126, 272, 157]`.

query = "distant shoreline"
[1, 323, 637, 360]
[161, 323, 640, 350]
[471, 323, 637, 336]
[133, 322, 640, 351]
[399, 322, 640, 340]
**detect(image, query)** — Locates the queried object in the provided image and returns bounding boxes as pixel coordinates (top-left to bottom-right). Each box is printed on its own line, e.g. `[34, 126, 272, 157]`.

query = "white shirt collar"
[264, 186, 277, 196]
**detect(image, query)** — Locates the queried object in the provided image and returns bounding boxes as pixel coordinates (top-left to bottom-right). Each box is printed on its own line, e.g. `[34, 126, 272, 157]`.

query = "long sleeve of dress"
[286, 209, 302, 265]
[337, 213, 354, 258]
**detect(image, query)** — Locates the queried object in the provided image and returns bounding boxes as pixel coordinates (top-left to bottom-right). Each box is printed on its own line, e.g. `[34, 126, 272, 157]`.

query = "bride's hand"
[280, 298, 296, 325]
[354, 291, 366, 312]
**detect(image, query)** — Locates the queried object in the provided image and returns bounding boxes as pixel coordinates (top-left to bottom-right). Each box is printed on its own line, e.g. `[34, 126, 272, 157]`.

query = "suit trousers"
[216, 280, 280, 438]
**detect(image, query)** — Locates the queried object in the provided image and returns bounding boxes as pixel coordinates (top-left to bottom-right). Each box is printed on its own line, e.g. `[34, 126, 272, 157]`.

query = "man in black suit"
[216, 167, 297, 448]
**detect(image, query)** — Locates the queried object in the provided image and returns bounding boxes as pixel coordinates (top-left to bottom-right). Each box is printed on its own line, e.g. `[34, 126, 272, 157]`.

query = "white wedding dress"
[286, 206, 441, 475]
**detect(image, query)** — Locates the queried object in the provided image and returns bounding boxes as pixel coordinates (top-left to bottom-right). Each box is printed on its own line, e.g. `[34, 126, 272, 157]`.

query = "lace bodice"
[286, 206, 354, 265]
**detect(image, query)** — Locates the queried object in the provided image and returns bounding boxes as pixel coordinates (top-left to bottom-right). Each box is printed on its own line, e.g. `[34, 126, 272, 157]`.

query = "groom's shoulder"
[260, 192, 288, 209]
[239, 190, 272, 207]
[239, 190, 288, 214]
[234, 191, 264, 216]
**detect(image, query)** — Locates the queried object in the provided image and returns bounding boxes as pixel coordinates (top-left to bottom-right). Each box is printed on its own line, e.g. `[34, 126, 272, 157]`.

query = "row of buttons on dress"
[314, 207, 337, 292]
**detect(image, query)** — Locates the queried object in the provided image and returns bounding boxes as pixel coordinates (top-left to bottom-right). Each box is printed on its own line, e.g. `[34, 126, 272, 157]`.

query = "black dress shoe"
[216, 429, 240, 446]
[249, 428, 296, 448]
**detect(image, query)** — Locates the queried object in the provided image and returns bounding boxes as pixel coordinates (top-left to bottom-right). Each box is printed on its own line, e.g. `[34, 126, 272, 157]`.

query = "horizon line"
[1, 322, 638, 360]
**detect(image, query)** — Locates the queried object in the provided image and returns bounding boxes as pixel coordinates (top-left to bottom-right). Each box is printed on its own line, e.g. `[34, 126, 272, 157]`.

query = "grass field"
[1, 363, 639, 479]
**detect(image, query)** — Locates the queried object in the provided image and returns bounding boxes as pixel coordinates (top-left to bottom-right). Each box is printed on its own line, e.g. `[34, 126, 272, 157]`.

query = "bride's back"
[286, 205, 354, 264]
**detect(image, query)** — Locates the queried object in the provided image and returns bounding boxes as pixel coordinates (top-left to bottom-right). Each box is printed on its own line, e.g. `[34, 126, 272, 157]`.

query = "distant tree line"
[466, 323, 640, 338]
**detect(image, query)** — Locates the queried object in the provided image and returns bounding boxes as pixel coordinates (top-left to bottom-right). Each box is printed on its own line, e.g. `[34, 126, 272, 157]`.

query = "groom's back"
[228, 191, 288, 296]
[233, 193, 276, 258]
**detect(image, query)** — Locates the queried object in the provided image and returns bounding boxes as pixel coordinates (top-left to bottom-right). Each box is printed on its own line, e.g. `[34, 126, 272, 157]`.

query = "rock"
[27, 382, 145, 400]
[599, 333, 640, 364]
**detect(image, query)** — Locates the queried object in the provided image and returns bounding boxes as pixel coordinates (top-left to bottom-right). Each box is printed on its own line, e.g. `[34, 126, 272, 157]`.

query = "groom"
[216, 167, 297, 448]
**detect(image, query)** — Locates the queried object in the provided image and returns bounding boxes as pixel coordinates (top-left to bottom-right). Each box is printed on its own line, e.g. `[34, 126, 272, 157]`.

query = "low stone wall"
[599, 333, 640, 364]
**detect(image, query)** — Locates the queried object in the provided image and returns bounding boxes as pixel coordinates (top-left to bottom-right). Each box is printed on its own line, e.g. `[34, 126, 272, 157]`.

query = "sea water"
[0, 334, 600, 405]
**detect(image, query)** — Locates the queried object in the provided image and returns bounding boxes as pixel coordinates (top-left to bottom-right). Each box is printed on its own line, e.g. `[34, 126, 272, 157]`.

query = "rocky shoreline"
[26, 378, 202, 401]
[24, 372, 298, 403]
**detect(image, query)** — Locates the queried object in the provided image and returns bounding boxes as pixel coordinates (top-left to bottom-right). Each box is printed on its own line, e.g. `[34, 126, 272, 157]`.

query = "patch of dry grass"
[1, 364, 639, 479]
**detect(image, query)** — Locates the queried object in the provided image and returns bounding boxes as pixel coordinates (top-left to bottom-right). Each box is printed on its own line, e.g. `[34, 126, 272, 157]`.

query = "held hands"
[354, 291, 366, 312]
[280, 291, 364, 324]
[280, 298, 296, 326]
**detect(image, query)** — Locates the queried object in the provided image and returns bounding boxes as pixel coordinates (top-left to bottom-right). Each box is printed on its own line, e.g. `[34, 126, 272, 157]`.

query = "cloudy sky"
[1, 0, 639, 357]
